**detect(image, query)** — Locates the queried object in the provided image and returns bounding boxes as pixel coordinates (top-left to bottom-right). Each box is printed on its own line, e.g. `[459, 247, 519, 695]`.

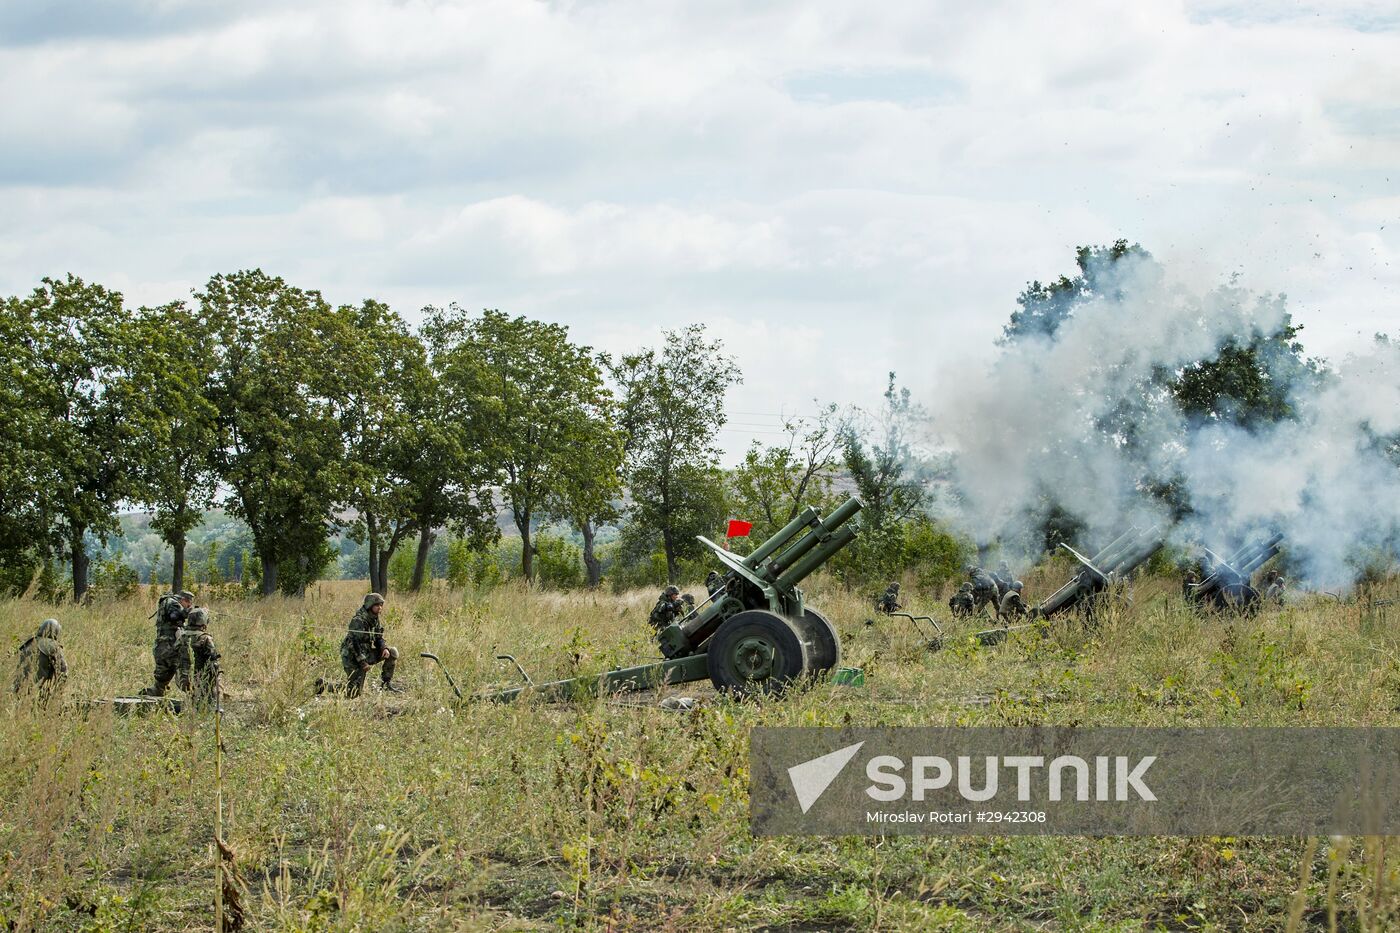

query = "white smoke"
[933, 252, 1400, 588]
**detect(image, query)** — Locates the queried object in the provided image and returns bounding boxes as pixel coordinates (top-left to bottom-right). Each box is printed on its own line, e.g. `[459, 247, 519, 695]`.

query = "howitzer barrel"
[774, 524, 858, 590]
[765, 498, 863, 580]
[1237, 532, 1284, 576]
[743, 507, 820, 569]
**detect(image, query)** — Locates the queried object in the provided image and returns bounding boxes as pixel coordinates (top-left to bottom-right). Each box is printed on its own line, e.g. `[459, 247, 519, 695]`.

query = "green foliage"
[388, 546, 416, 592]
[1001, 239, 1150, 344]
[609, 324, 740, 582]
[534, 534, 583, 590]
[90, 556, 140, 600]
[904, 515, 975, 589]
[446, 538, 505, 590]
[728, 404, 846, 543]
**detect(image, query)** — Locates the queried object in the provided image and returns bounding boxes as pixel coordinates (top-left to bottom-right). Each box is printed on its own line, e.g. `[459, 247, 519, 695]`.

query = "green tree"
[11, 275, 159, 602]
[127, 300, 220, 592]
[200, 270, 345, 596]
[0, 290, 49, 593]
[728, 404, 847, 546]
[441, 309, 611, 584]
[1000, 239, 1152, 344]
[609, 325, 740, 582]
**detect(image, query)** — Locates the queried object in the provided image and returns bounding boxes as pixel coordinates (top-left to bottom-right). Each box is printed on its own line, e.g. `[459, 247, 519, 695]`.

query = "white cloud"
[1, 0, 1397, 460]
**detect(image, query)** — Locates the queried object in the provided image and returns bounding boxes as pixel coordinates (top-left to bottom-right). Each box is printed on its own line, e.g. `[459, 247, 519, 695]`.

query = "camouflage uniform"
[13, 619, 67, 701]
[968, 568, 999, 615]
[1264, 572, 1286, 605]
[649, 586, 684, 632]
[992, 562, 1014, 600]
[341, 593, 399, 697]
[876, 583, 902, 614]
[998, 583, 1027, 621]
[1182, 571, 1199, 602]
[706, 571, 725, 598]
[175, 608, 222, 710]
[948, 583, 975, 618]
[141, 591, 193, 697]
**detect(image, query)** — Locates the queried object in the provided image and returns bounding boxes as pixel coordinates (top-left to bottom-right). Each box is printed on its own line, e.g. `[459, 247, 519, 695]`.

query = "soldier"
[140, 590, 194, 698]
[968, 566, 999, 615]
[1182, 570, 1199, 602]
[992, 561, 1014, 599]
[999, 581, 1028, 620]
[948, 582, 975, 618]
[706, 571, 725, 598]
[1264, 571, 1287, 605]
[175, 608, 222, 710]
[681, 593, 696, 613]
[649, 585, 685, 632]
[12, 618, 67, 701]
[875, 582, 902, 614]
[341, 593, 401, 698]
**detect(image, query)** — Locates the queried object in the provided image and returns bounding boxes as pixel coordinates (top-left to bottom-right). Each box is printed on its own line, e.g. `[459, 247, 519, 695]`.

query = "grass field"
[4, 570, 1400, 931]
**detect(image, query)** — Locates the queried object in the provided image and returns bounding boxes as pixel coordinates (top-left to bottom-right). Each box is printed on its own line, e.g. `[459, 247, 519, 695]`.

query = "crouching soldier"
[175, 608, 222, 710]
[13, 618, 67, 702]
[649, 585, 685, 633]
[875, 582, 902, 614]
[968, 566, 1000, 615]
[341, 593, 401, 697]
[948, 583, 975, 618]
[999, 581, 1028, 621]
[140, 590, 194, 698]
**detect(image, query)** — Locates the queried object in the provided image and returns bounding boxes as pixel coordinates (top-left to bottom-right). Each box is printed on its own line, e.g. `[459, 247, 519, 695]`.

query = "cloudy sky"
[2, 0, 1397, 460]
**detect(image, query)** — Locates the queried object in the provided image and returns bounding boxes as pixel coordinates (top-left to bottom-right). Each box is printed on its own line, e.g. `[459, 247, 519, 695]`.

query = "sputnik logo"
[787, 741, 865, 813]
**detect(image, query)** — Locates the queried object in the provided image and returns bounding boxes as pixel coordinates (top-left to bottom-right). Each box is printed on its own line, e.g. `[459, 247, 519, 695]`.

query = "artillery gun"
[974, 524, 1164, 645]
[476, 498, 863, 702]
[1186, 532, 1284, 612]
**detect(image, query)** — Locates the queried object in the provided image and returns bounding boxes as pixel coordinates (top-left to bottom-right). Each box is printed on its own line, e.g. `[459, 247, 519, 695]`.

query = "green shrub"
[534, 534, 583, 590]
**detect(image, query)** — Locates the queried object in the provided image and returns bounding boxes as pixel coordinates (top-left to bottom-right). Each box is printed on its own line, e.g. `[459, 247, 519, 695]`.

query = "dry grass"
[4, 573, 1400, 930]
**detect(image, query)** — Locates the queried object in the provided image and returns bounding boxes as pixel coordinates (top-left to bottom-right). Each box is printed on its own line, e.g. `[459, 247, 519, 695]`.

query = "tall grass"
[2, 574, 1400, 930]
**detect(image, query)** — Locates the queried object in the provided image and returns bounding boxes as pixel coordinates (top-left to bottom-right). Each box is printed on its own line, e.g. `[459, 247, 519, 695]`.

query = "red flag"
[727, 519, 753, 539]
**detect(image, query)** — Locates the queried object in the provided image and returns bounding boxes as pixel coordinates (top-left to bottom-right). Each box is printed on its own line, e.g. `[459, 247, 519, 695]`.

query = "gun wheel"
[790, 608, 841, 674]
[707, 610, 809, 698]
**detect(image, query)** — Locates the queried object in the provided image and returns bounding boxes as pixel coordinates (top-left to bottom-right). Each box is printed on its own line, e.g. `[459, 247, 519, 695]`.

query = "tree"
[841, 374, 932, 529]
[200, 270, 345, 596]
[431, 308, 608, 584]
[545, 383, 625, 588]
[1000, 239, 1152, 345]
[609, 325, 740, 582]
[128, 301, 220, 592]
[12, 275, 158, 602]
[728, 404, 847, 546]
[327, 299, 430, 595]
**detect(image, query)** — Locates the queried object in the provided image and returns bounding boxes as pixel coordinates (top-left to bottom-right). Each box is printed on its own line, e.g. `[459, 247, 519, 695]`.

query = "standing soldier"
[949, 582, 975, 618]
[1264, 571, 1287, 605]
[140, 590, 194, 698]
[13, 618, 67, 701]
[341, 593, 401, 697]
[875, 582, 902, 614]
[998, 581, 1028, 620]
[1182, 570, 1199, 603]
[175, 608, 222, 710]
[649, 585, 685, 632]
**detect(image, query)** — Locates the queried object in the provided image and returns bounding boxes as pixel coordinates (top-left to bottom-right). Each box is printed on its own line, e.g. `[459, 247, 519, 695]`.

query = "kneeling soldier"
[341, 593, 400, 697]
[13, 618, 67, 702]
[649, 585, 685, 633]
[175, 608, 222, 710]
[948, 583, 975, 618]
[999, 581, 1028, 620]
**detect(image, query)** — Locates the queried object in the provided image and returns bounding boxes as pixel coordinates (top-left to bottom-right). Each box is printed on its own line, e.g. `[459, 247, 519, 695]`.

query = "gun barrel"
[742, 507, 820, 569]
[765, 498, 863, 580]
[774, 525, 859, 591]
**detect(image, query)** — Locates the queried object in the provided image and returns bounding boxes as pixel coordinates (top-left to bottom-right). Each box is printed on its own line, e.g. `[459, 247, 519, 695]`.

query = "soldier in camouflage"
[998, 581, 1028, 620]
[948, 582, 975, 618]
[1182, 570, 1199, 602]
[12, 618, 67, 701]
[341, 593, 400, 697]
[140, 590, 194, 698]
[706, 571, 725, 598]
[1264, 570, 1287, 605]
[967, 566, 1000, 616]
[649, 585, 685, 632]
[875, 582, 902, 614]
[992, 561, 1014, 599]
[175, 607, 222, 710]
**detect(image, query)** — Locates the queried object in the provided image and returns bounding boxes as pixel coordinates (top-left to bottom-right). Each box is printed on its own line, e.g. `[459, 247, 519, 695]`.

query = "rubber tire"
[791, 608, 841, 674]
[707, 610, 809, 698]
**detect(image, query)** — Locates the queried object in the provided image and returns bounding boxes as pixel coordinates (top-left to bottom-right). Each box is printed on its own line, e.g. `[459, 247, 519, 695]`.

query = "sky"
[2, 0, 1397, 462]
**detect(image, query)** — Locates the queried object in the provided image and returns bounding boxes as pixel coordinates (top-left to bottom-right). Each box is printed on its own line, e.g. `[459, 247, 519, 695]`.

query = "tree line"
[3, 270, 960, 603]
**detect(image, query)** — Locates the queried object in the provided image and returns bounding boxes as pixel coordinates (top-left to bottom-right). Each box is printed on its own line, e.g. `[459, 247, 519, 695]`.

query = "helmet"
[178, 590, 195, 601]
[36, 618, 61, 640]
[663, 585, 680, 598]
[998, 560, 1010, 571]
[363, 593, 386, 609]
[185, 607, 210, 629]
[706, 571, 720, 581]
[1011, 580, 1024, 593]
[888, 582, 900, 592]
[682, 594, 695, 606]
[958, 582, 973, 592]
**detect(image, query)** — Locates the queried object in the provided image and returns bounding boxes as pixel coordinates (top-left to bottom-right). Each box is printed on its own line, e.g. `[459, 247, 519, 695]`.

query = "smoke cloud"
[932, 253, 1400, 588]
